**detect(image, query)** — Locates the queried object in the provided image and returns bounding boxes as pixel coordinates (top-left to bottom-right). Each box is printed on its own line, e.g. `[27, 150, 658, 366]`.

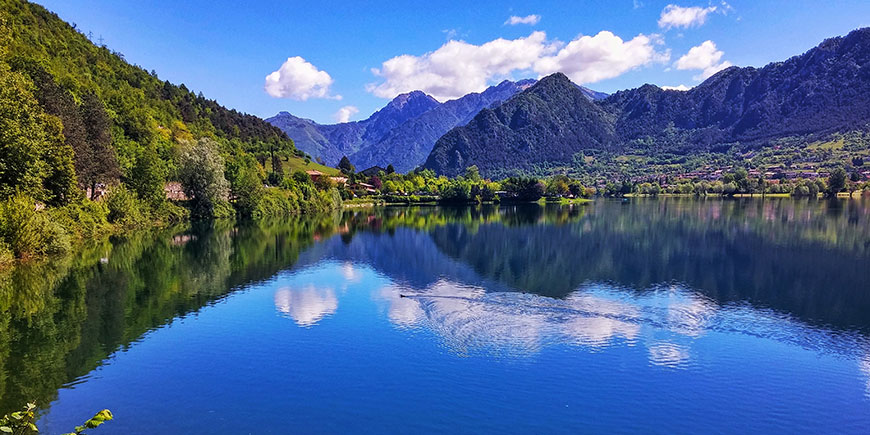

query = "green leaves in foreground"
[64, 409, 114, 435]
[1, 403, 112, 435]
[0, 402, 38, 435]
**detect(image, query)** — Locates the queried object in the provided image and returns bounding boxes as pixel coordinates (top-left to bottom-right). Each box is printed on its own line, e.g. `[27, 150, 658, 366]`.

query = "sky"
[36, 0, 870, 124]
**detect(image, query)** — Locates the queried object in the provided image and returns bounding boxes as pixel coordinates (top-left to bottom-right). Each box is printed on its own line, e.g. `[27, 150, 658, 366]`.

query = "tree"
[463, 165, 480, 182]
[0, 61, 73, 203]
[79, 92, 120, 199]
[826, 167, 847, 197]
[178, 138, 230, 218]
[338, 156, 355, 174]
[386, 164, 396, 174]
[502, 177, 544, 201]
[369, 175, 382, 190]
[128, 144, 166, 205]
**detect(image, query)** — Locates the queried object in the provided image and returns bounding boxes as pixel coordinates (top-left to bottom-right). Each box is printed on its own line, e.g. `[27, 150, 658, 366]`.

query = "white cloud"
[505, 14, 541, 26]
[658, 4, 718, 29]
[662, 84, 690, 91]
[674, 40, 733, 80]
[264, 56, 341, 100]
[534, 31, 670, 84]
[367, 31, 667, 101]
[333, 105, 359, 123]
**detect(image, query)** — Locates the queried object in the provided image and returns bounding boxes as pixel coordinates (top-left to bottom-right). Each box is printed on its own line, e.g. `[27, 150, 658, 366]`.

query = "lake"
[2, 198, 870, 433]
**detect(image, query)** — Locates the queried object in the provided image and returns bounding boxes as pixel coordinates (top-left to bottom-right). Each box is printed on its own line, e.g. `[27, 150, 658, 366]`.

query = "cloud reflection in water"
[274, 285, 338, 327]
[377, 279, 713, 363]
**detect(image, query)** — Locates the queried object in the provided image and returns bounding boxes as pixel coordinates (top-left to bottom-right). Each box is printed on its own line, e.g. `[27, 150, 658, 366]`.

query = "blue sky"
[37, 0, 870, 124]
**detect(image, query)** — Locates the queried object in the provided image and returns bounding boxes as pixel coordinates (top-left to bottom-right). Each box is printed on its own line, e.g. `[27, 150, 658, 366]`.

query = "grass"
[807, 137, 846, 151]
[267, 156, 341, 176]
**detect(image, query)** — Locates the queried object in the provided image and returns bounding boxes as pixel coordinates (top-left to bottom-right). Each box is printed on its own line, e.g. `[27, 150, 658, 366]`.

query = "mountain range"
[267, 80, 609, 172]
[425, 27, 870, 177]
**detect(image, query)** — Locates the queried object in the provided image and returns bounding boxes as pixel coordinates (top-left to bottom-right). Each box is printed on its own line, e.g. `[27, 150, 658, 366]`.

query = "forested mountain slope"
[0, 0, 308, 206]
[424, 28, 870, 178]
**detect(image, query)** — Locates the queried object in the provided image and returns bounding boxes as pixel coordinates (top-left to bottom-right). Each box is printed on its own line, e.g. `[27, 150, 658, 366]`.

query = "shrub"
[0, 193, 71, 258]
[105, 185, 144, 226]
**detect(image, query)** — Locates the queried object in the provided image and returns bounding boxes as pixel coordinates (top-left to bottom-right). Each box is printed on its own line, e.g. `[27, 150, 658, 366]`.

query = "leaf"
[0, 427, 12, 433]
[83, 409, 113, 429]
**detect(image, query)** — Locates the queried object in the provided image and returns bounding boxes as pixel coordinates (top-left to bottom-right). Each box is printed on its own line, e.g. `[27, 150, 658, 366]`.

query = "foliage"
[62, 409, 113, 435]
[178, 139, 231, 219]
[0, 403, 112, 435]
[827, 167, 847, 196]
[0, 194, 70, 258]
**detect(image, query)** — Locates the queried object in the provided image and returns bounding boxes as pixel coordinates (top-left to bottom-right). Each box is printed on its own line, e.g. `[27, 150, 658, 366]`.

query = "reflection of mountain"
[274, 286, 338, 327]
[312, 200, 870, 335]
[423, 201, 870, 332]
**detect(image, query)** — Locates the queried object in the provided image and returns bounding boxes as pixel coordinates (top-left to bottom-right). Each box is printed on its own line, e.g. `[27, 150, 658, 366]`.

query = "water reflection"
[3, 197, 870, 421]
[274, 286, 338, 327]
[376, 279, 721, 360]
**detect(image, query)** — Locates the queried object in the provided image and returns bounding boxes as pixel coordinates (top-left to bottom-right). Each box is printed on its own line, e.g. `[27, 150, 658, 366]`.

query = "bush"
[52, 199, 110, 239]
[0, 193, 71, 258]
[105, 186, 144, 226]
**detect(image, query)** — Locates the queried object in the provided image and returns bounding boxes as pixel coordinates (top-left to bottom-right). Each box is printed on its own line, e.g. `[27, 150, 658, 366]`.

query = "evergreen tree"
[338, 156, 354, 174]
[79, 92, 120, 199]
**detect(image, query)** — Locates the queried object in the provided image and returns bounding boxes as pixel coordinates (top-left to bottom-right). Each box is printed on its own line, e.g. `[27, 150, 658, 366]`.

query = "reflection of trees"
[0, 215, 335, 415]
[427, 198, 870, 332]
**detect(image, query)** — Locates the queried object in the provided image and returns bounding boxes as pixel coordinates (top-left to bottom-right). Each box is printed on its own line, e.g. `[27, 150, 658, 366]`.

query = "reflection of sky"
[861, 353, 870, 398]
[375, 279, 717, 363]
[274, 286, 338, 327]
[280, 260, 870, 381]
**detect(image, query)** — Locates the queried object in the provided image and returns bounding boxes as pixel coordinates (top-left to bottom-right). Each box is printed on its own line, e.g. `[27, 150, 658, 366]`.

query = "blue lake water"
[2, 199, 870, 433]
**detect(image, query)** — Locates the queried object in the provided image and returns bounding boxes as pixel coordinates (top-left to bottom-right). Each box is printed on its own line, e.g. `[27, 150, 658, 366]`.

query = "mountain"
[349, 79, 537, 172]
[267, 91, 439, 166]
[424, 74, 615, 177]
[268, 79, 591, 171]
[424, 28, 870, 178]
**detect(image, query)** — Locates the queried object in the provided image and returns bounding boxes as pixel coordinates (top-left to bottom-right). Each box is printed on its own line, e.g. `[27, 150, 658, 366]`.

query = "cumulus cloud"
[367, 31, 667, 101]
[658, 4, 720, 29]
[333, 105, 359, 123]
[264, 56, 341, 100]
[505, 14, 541, 25]
[674, 40, 732, 80]
[662, 84, 691, 91]
[534, 31, 670, 84]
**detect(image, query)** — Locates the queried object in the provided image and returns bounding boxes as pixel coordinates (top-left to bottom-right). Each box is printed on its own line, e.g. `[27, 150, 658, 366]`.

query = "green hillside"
[0, 0, 340, 262]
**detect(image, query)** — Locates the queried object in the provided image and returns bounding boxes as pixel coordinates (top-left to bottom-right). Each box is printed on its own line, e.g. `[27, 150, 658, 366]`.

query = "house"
[164, 182, 188, 201]
[350, 182, 378, 195]
[305, 170, 325, 182]
[359, 166, 386, 178]
[329, 176, 349, 185]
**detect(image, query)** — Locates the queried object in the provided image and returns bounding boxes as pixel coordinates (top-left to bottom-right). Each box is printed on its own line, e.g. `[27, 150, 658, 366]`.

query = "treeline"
[336, 161, 593, 203]
[0, 1, 338, 263]
[340, 159, 867, 204]
[628, 168, 867, 198]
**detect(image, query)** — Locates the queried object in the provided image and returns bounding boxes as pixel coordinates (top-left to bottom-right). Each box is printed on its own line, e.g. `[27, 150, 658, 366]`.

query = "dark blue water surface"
[3, 199, 870, 433]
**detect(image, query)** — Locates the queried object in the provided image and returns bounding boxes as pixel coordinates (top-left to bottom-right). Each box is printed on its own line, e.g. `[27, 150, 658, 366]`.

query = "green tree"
[826, 167, 847, 197]
[178, 138, 230, 218]
[0, 61, 70, 203]
[338, 156, 355, 174]
[79, 92, 120, 199]
[128, 145, 165, 205]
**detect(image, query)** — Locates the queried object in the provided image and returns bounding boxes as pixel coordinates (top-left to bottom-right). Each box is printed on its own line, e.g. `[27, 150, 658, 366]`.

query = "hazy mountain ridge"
[268, 79, 604, 171]
[424, 27, 870, 177]
[349, 79, 537, 172]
